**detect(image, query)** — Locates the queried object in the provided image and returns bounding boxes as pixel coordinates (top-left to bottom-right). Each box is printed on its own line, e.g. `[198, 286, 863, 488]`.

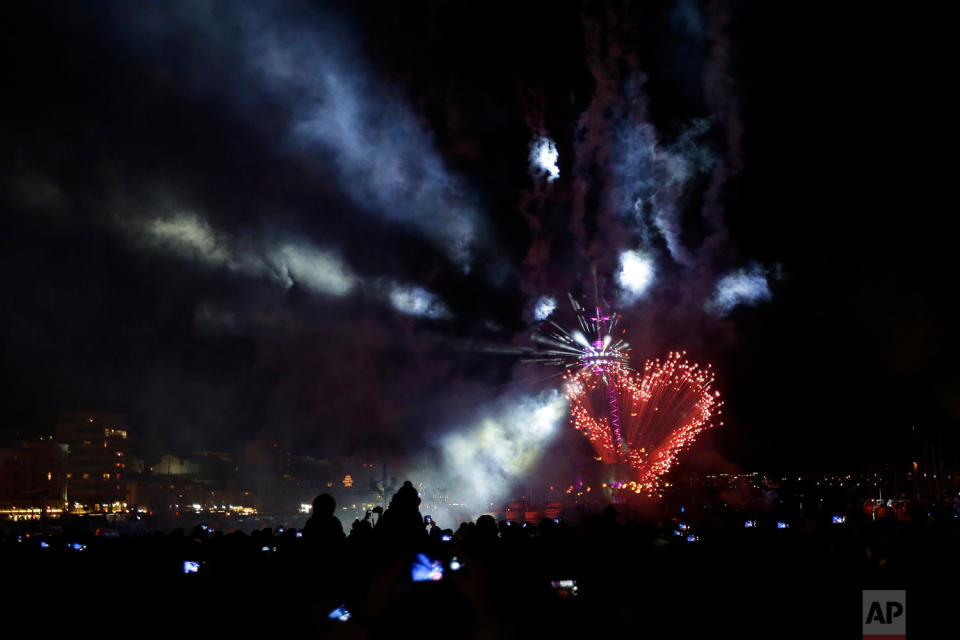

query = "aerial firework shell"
[564, 351, 722, 494]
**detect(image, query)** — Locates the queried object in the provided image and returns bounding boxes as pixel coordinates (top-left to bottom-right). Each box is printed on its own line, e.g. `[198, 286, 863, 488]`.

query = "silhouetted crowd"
[3, 479, 958, 637]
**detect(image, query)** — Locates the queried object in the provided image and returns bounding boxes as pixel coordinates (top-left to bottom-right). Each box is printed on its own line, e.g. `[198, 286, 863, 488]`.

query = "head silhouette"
[389, 480, 421, 511]
[312, 493, 336, 517]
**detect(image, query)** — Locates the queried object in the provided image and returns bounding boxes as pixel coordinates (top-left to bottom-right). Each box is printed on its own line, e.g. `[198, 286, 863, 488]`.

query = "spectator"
[303, 493, 345, 545]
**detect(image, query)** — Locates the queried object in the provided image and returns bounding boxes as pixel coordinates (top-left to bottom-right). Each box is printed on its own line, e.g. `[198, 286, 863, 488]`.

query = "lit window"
[103, 473, 111, 480]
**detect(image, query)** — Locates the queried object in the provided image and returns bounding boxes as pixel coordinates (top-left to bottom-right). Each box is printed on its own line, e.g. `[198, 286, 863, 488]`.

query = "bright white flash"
[533, 295, 557, 321]
[529, 136, 559, 182]
[707, 264, 771, 315]
[616, 249, 655, 303]
[388, 283, 450, 319]
[442, 389, 565, 506]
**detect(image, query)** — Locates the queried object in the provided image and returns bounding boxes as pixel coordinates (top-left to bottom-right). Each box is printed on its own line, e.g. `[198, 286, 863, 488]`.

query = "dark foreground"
[3, 493, 957, 637]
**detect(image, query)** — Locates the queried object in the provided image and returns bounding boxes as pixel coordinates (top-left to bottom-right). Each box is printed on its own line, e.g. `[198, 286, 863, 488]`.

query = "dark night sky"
[0, 1, 953, 472]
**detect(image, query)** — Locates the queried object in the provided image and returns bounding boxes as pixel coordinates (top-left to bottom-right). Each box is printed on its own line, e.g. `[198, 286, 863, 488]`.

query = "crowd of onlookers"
[2, 480, 958, 637]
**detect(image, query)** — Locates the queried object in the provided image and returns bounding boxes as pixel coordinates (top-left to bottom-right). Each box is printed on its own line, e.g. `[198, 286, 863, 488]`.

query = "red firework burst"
[564, 351, 722, 494]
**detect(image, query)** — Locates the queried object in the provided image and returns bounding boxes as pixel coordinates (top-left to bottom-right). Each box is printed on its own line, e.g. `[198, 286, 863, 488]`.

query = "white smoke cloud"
[146, 213, 231, 267]
[612, 117, 713, 265]
[441, 389, 565, 507]
[386, 282, 451, 319]
[533, 295, 557, 321]
[706, 264, 772, 315]
[139, 212, 360, 298]
[269, 243, 357, 297]
[136, 210, 458, 319]
[616, 249, 656, 303]
[109, 1, 481, 270]
[529, 136, 559, 182]
[138, 210, 461, 321]
[246, 10, 479, 269]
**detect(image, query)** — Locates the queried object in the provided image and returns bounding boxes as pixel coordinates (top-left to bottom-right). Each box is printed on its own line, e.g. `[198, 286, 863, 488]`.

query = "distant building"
[128, 450, 254, 514]
[55, 411, 129, 512]
[150, 453, 204, 477]
[150, 451, 236, 483]
[0, 437, 68, 518]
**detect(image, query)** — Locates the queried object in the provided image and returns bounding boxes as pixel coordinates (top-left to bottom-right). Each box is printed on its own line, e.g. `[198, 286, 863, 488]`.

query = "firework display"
[530, 287, 721, 495]
[564, 352, 721, 494]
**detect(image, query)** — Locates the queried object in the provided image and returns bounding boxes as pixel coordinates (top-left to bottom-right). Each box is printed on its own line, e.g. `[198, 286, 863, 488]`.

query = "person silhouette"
[302, 493, 345, 544]
[375, 480, 427, 547]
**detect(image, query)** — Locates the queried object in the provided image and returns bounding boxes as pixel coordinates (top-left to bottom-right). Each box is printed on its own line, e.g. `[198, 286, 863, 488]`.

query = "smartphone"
[550, 579, 579, 597]
[411, 553, 444, 582]
[328, 605, 351, 622]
